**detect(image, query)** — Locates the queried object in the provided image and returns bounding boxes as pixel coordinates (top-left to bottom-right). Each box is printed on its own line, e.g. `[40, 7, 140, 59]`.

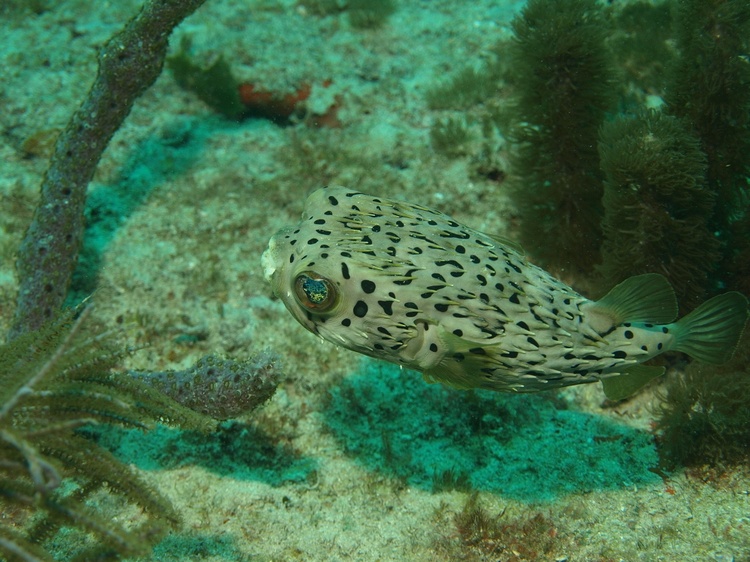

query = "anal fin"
[601, 364, 665, 401]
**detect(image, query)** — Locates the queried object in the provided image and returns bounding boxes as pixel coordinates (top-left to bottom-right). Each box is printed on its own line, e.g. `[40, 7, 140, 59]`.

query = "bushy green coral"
[429, 117, 472, 158]
[425, 65, 501, 111]
[507, 0, 616, 273]
[348, 0, 395, 29]
[597, 111, 720, 310]
[664, 0, 750, 294]
[606, 0, 674, 101]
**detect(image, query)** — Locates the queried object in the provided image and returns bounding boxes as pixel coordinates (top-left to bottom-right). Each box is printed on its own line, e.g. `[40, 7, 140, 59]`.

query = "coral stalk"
[10, 0, 208, 340]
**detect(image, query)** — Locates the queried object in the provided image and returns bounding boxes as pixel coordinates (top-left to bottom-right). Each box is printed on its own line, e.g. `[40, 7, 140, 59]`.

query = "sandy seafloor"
[1, 0, 749, 560]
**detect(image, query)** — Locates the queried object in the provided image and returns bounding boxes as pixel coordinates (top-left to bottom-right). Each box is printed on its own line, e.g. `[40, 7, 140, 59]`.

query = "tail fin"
[672, 292, 748, 364]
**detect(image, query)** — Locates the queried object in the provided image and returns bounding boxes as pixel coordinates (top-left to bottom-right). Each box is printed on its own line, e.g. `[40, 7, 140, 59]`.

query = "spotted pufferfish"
[262, 186, 748, 400]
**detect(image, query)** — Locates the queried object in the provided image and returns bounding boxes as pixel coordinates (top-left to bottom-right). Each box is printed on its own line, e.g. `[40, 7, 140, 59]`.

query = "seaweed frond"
[507, 0, 616, 272]
[597, 110, 720, 310]
[0, 307, 214, 561]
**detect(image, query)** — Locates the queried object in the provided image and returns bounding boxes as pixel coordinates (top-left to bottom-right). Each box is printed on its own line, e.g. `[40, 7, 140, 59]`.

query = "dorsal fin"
[592, 273, 678, 324]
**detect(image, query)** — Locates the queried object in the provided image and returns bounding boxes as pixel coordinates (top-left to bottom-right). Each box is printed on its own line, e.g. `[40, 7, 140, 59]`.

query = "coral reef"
[131, 351, 281, 420]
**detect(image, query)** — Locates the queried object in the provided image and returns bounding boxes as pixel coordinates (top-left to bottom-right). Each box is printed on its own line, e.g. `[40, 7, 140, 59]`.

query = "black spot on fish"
[436, 259, 463, 269]
[341, 263, 350, 280]
[624, 330, 634, 339]
[328, 196, 339, 206]
[341, 318, 351, 327]
[501, 351, 518, 358]
[429, 343, 438, 352]
[453, 329, 463, 336]
[469, 347, 486, 355]
[613, 350, 627, 359]
[470, 255, 481, 264]
[495, 282, 504, 292]
[353, 301, 368, 318]
[509, 293, 520, 304]
[314, 219, 326, 225]
[431, 273, 446, 282]
[450, 271, 465, 278]
[517, 321, 530, 331]
[289, 255, 295, 263]
[477, 274, 487, 286]
[372, 225, 381, 232]
[435, 303, 449, 312]
[662, 327, 669, 333]
[361, 280, 376, 294]
[564, 352, 576, 360]
[316, 229, 331, 235]
[479, 293, 490, 303]
[455, 245, 466, 254]
[361, 235, 372, 245]
[527, 337, 539, 347]
[378, 300, 393, 315]
[453, 353, 465, 361]
[657, 343, 663, 350]
[506, 261, 522, 274]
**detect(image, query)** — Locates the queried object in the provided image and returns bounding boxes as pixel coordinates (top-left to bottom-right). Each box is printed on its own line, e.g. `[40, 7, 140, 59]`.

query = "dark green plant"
[654, 332, 750, 469]
[425, 66, 501, 111]
[664, 0, 750, 294]
[606, 0, 674, 101]
[0, 307, 215, 561]
[597, 110, 720, 310]
[507, 0, 616, 273]
[429, 117, 471, 158]
[347, 0, 395, 29]
[167, 47, 244, 120]
[298, 0, 345, 16]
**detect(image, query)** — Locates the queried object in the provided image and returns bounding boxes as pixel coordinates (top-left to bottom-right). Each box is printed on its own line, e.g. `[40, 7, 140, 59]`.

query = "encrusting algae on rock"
[262, 187, 748, 401]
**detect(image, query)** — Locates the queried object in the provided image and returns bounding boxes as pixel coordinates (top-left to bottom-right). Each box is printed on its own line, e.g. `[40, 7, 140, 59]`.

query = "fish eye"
[294, 272, 338, 312]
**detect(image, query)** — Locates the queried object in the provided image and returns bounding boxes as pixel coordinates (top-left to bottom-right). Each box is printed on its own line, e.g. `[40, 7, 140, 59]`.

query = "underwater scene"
[1, 0, 749, 560]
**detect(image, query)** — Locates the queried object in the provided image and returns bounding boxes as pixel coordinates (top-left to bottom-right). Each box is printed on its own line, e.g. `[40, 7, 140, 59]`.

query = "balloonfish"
[261, 186, 748, 400]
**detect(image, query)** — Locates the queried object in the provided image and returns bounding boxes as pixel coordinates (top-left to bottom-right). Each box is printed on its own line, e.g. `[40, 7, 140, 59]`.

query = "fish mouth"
[261, 241, 278, 283]
[261, 229, 289, 284]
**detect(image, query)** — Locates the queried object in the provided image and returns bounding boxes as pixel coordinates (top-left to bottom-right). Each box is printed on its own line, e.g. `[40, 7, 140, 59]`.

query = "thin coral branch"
[9, 0, 208, 340]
